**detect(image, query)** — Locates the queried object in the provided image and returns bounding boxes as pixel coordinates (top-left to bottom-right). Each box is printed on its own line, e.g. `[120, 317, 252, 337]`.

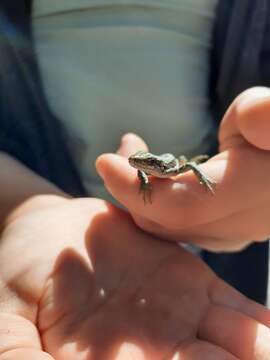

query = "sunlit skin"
[96, 87, 270, 252]
[2, 87, 270, 360]
[1, 196, 270, 359]
[128, 151, 215, 204]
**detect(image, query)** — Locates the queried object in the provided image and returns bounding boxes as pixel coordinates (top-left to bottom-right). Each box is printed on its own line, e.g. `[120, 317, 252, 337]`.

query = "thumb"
[219, 87, 270, 151]
[116, 133, 148, 158]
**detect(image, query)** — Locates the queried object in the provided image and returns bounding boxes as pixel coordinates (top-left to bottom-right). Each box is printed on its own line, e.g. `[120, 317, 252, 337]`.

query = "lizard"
[128, 150, 216, 204]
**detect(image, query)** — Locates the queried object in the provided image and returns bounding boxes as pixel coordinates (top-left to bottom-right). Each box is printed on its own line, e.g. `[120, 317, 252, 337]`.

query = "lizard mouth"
[128, 157, 139, 169]
[128, 157, 143, 169]
[129, 157, 150, 171]
[128, 159, 155, 174]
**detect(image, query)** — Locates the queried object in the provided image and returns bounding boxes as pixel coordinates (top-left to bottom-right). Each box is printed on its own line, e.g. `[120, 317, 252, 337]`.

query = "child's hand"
[96, 87, 270, 251]
[1, 195, 270, 359]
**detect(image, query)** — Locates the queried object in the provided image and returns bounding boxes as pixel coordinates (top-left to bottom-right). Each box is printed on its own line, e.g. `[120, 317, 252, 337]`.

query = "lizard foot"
[139, 182, 152, 205]
[199, 175, 217, 194]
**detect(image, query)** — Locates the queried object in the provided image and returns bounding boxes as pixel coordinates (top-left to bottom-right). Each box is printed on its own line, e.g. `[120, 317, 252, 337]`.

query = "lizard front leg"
[137, 170, 152, 204]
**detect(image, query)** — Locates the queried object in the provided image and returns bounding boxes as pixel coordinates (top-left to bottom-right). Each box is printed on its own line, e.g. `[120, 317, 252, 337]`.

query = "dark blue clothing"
[0, 0, 269, 304]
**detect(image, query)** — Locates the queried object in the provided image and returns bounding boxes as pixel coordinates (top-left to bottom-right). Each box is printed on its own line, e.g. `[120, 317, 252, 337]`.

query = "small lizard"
[128, 151, 216, 204]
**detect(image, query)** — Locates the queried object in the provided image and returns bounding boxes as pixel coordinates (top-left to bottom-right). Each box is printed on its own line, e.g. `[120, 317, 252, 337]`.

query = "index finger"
[96, 144, 270, 229]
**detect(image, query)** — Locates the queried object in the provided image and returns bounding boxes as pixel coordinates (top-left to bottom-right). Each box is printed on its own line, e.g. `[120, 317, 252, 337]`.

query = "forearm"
[0, 152, 69, 227]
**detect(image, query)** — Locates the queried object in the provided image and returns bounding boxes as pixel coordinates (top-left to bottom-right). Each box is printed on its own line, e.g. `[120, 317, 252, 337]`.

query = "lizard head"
[128, 151, 166, 174]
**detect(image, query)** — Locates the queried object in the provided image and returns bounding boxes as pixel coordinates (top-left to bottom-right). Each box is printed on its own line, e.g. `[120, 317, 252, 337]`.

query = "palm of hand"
[0, 197, 270, 360]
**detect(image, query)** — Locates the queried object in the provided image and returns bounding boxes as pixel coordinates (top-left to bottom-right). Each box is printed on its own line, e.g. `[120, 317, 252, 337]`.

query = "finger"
[131, 209, 245, 251]
[199, 304, 270, 359]
[174, 340, 238, 359]
[0, 349, 54, 360]
[208, 278, 270, 329]
[96, 152, 220, 228]
[219, 87, 270, 151]
[96, 145, 270, 229]
[0, 313, 54, 360]
[181, 203, 270, 250]
[116, 133, 148, 158]
[148, 200, 270, 251]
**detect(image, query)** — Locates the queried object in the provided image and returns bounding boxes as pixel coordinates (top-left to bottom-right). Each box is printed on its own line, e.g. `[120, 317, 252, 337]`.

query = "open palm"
[0, 196, 270, 360]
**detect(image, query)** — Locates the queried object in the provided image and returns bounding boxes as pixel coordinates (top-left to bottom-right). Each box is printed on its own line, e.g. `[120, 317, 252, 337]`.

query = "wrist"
[0, 152, 73, 230]
[2, 194, 72, 231]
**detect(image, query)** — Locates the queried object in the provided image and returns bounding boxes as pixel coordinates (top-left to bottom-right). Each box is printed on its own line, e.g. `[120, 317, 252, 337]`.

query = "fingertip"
[96, 152, 135, 183]
[95, 151, 143, 210]
[95, 152, 117, 167]
[121, 132, 143, 143]
[95, 153, 122, 179]
[236, 87, 270, 150]
[117, 133, 148, 157]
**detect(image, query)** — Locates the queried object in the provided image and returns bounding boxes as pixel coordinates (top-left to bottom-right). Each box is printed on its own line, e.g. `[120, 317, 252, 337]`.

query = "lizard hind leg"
[190, 154, 209, 164]
[185, 162, 216, 194]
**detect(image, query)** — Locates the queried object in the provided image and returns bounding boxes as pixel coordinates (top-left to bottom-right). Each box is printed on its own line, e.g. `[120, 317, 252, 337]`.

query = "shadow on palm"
[40, 205, 264, 360]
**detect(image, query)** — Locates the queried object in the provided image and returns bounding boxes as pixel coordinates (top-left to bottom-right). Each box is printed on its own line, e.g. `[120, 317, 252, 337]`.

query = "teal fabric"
[33, 0, 218, 199]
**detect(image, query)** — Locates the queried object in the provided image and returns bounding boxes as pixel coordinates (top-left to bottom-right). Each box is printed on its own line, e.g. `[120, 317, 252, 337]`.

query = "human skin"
[1, 196, 270, 359]
[96, 87, 270, 251]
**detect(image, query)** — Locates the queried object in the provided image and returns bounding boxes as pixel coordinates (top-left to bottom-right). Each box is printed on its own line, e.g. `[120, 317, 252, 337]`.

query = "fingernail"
[237, 87, 270, 111]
